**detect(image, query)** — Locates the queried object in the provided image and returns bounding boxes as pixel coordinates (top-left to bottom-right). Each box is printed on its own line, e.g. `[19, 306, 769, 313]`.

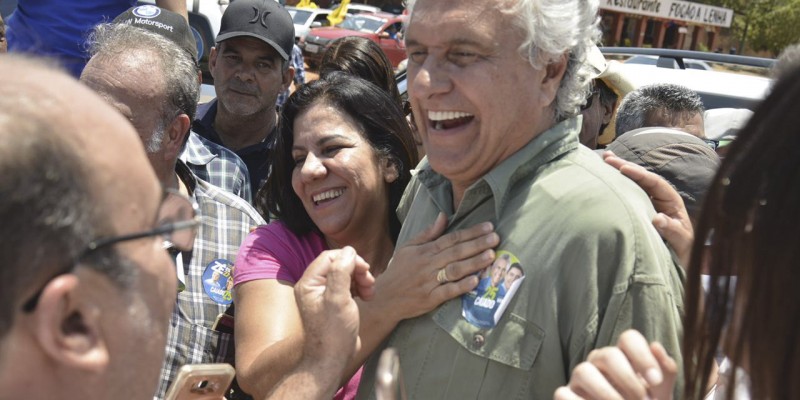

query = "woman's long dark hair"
[319, 36, 403, 107]
[256, 73, 418, 243]
[684, 65, 800, 399]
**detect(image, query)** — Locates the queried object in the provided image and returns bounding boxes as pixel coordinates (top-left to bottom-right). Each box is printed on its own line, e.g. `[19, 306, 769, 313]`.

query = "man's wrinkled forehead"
[406, 0, 519, 49]
[409, 0, 503, 26]
[218, 36, 283, 60]
[0, 57, 160, 215]
[408, 0, 515, 13]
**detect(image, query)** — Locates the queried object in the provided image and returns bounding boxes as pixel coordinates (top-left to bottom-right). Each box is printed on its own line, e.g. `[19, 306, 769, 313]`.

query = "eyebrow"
[220, 46, 239, 54]
[406, 36, 493, 51]
[221, 44, 281, 62]
[292, 134, 350, 151]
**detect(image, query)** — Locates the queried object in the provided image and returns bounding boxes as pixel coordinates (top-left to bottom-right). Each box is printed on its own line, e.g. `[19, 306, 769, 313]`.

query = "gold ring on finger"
[436, 268, 449, 284]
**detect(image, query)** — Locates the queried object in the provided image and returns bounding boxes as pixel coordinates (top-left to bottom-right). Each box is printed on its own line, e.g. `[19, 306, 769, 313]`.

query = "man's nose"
[409, 56, 453, 100]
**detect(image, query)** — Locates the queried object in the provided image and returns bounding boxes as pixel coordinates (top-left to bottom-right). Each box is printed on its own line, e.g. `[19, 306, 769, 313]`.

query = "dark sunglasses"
[21, 189, 199, 312]
[580, 88, 601, 111]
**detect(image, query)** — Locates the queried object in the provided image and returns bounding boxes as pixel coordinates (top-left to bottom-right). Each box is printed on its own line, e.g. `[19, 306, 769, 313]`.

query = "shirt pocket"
[189, 322, 235, 365]
[430, 301, 545, 398]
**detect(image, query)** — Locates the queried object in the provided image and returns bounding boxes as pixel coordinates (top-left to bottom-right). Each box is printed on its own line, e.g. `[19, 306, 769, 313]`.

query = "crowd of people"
[1, 0, 799, 399]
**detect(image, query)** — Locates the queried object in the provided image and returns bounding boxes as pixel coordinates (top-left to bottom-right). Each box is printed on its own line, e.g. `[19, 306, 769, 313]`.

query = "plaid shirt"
[180, 131, 252, 203]
[155, 162, 266, 399]
[276, 44, 306, 108]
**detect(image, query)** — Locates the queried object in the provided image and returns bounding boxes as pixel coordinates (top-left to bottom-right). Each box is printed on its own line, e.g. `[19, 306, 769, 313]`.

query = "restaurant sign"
[601, 0, 733, 28]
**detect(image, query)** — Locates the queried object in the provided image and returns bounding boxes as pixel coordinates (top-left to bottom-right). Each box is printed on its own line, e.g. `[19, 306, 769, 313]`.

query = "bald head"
[0, 54, 160, 334]
[1, 55, 148, 155]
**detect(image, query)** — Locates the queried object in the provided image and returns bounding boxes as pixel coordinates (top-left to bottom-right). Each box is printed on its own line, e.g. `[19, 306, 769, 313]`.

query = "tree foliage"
[699, 0, 800, 56]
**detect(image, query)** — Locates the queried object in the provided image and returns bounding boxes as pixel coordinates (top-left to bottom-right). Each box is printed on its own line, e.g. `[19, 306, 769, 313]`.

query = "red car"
[301, 13, 407, 68]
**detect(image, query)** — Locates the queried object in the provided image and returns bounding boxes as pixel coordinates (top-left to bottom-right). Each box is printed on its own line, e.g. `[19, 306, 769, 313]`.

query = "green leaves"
[699, 0, 800, 56]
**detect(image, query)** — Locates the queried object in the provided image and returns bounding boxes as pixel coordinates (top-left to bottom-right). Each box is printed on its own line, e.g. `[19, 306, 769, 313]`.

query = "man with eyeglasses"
[0, 54, 188, 399]
[579, 79, 618, 149]
[80, 20, 267, 400]
[0, 55, 374, 400]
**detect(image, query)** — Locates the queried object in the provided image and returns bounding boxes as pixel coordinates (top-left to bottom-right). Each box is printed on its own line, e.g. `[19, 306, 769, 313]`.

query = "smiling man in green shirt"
[356, 0, 686, 398]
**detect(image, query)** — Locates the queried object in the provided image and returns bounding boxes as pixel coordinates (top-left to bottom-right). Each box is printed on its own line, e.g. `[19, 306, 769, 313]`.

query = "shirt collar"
[193, 99, 222, 145]
[175, 159, 197, 196]
[180, 131, 216, 166]
[192, 98, 276, 156]
[417, 116, 581, 219]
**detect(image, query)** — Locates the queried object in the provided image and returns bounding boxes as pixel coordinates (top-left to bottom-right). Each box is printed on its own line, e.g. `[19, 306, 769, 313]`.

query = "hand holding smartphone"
[164, 363, 235, 400]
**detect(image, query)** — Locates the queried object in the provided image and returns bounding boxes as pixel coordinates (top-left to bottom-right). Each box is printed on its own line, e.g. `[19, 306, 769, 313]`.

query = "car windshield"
[338, 16, 385, 33]
[289, 9, 313, 25]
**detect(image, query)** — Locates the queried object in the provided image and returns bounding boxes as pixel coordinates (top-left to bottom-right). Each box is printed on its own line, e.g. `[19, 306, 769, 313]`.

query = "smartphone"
[375, 348, 407, 400]
[164, 363, 236, 400]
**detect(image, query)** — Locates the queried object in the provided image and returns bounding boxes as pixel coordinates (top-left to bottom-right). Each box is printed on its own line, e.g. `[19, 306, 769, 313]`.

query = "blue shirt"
[7, 0, 136, 77]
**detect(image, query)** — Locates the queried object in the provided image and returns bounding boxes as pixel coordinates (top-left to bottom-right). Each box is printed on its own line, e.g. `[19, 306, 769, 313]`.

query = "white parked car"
[600, 47, 774, 110]
[340, 3, 382, 15]
[287, 6, 333, 42]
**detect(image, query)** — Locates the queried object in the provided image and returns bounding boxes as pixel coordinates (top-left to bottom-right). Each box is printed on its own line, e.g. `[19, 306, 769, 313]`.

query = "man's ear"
[164, 114, 191, 161]
[539, 53, 568, 106]
[209, 46, 219, 78]
[282, 66, 295, 92]
[32, 275, 109, 373]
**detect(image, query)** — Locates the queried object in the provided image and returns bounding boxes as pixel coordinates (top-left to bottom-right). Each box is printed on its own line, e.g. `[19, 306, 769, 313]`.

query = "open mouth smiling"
[428, 110, 474, 130]
[312, 188, 346, 206]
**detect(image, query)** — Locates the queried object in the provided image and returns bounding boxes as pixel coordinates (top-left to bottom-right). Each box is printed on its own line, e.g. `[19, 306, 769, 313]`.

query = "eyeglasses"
[702, 138, 720, 150]
[21, 189, 199, 312]
[580, 88, 601, 111]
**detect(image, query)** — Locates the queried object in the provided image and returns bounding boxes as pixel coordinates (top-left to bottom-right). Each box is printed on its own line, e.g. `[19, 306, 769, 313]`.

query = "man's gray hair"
[406, 0, 601, 121]
[615, 83, 705, 136]
[88, 23, 200, 126]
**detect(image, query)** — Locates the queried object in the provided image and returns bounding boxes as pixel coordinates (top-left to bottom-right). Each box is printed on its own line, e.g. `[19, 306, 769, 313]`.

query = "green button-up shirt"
[358, 117, 685, 399]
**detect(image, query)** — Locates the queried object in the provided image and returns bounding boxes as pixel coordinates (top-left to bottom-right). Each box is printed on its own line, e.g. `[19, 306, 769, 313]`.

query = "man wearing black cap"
[81, 13, 268, 399]
[113, 5, 253, 203]
[194, 0, 296, 196]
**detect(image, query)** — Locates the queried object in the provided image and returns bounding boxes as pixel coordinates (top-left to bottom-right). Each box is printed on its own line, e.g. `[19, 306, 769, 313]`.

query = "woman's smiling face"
[291, 102, 395, 242]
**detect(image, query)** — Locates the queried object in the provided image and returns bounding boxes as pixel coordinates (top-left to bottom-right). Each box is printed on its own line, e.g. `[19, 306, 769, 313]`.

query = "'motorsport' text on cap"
[113, 5, 200, 62]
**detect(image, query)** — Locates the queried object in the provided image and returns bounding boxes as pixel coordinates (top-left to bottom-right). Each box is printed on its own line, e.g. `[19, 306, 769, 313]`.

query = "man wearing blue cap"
[194, 0, 296, 196]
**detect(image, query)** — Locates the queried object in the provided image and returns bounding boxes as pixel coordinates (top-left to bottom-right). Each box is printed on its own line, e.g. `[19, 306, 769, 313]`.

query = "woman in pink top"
[233, 74, 500, 399]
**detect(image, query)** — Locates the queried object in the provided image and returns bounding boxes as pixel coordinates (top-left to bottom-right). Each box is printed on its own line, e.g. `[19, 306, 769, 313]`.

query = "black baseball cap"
[113, 5, 199, 62]
[216, 0, 294, 60]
